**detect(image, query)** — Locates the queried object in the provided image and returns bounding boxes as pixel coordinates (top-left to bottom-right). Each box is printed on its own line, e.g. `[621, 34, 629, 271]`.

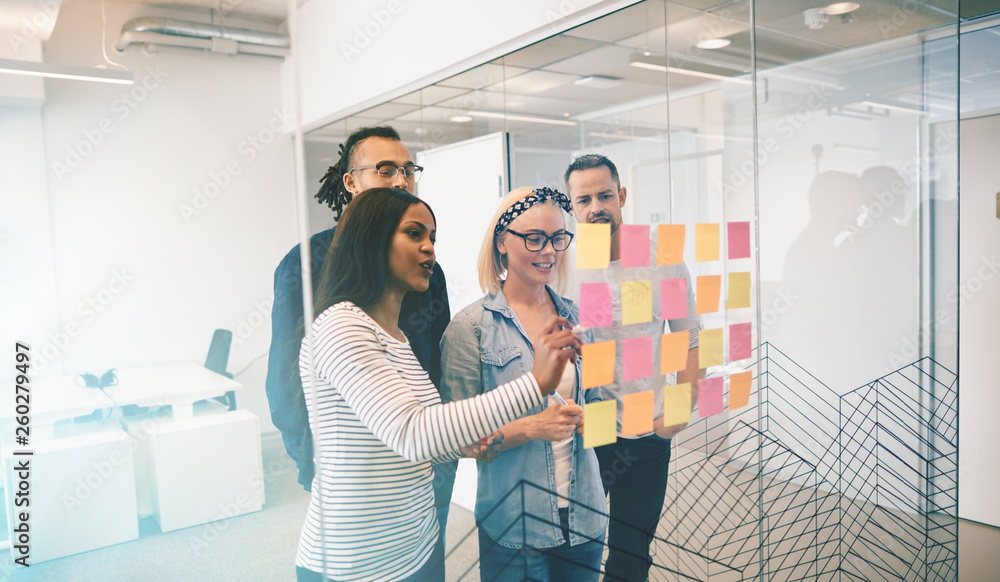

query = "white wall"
[4, 0, 299, 434]
[294, 0, 620, 128]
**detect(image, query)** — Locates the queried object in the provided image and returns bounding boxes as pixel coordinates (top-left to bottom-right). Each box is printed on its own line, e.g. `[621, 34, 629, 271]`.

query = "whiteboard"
[416, 132, 509, 315]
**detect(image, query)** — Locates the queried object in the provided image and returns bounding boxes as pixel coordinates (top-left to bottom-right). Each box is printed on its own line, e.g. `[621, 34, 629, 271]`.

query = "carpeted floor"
[0, 434, 482, 582]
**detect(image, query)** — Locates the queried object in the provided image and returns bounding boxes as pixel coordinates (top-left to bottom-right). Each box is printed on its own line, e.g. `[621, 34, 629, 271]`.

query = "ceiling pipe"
[115, 17, 289, 57]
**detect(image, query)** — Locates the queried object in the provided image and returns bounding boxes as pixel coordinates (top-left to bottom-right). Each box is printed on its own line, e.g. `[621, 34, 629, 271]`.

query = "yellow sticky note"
[699, 328, 724, 369]
[621, 390, 654, 437]
[695, 223, 720, 262]
[621, 280, 652, 325]
[726, 272, 751, 309]
[583, 400, 618, 449]
[577, 223, 611, 269]
[660, 331, 690, 375]
[657, 224, 685, 265]
[663, 383, 692, 427]
[582, 340, 616, 389]
[729, 371, 752, 411]
[696, 275, 721, 315]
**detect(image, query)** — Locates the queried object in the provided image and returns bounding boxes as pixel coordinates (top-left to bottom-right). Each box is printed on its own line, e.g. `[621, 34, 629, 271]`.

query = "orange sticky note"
[726, 272, 751, 309]
[695, 223, 720, 262]
[583, 400, 618, 449]
[621, 390, 654, 437]
[657, 224, 685, 265]
[621, 280, 653, 325]
[729, 371, 752, 411]
[699, 328, 724, 369]
[660, 331, 690, 375]
[577, 223, 611, 269]
[663, 383, 692, 427]
[582, 340, 616, 389]
[696, 275, 721, 315]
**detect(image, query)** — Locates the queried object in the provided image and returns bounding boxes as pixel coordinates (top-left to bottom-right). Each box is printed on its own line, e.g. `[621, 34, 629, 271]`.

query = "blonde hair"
[477, 187, 574, 295]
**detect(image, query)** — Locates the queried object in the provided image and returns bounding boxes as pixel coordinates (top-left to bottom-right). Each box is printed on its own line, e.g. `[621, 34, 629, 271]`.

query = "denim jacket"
[439, 285, 608, 549]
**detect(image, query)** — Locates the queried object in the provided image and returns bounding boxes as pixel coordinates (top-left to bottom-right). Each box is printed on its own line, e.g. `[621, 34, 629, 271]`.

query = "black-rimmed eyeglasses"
[505, 229, 574, 252]
[348, 162, 423, 183]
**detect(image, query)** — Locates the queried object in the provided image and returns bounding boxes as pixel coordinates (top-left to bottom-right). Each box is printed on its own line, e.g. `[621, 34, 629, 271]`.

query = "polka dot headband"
[493, 187, 572, 238]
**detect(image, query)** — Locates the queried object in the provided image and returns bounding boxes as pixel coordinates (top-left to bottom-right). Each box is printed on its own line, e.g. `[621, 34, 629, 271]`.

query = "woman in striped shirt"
[295, 187, 582, 582]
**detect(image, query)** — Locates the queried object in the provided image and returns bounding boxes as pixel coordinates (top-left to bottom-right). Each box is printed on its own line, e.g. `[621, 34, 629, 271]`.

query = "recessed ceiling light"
[643, 51, 652, 56]
[450, 115, 473, 123]
[821, 2, 860, 15]
[563, 112, 571, 118]
[574, 75, 623, 89]
[696, 38, 732, 50]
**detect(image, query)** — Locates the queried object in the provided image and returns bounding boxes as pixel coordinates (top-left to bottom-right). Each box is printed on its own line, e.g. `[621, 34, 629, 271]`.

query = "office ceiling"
[306, 0, 975, 147]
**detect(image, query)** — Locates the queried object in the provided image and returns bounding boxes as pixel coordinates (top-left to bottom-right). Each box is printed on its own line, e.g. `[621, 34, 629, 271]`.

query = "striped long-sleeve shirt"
[295, 301, 543, 581]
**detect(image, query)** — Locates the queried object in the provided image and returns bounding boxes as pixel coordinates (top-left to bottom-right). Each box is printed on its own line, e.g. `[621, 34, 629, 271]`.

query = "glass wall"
[299, 1, 965, 580]
[1, 0, 980, 578]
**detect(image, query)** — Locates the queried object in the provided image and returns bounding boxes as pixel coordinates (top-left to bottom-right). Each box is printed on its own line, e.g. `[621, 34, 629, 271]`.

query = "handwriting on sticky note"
[660, 278, 689, 320]
[580, 283, 613, 328]
[660, 331, 689, 375]
[696, 275, 721, 315]
[622, 336, 653, 382]
[726, 272, 751, 309]
[695, 223, 720, 262]
[577, 223, 611, 269]
[621, 280, 652, 325]
[699, 328, 724, 369]
[657, 224, 685, 265]
[583, 400, 618, 449]
[621, 390, 654, 437]
[663, 383, 692, 427]
[729, 371, 752, 411]
[620, 224, 650, 268]
[699, 377, 724, 417]
[581, 340, 615, 389]
[729, 322, 752, 361]
[728, 221, 751, 259]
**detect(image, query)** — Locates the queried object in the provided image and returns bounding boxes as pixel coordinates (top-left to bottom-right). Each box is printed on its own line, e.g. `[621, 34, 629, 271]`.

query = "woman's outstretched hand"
[532, 399, 583, 441]
[461, 431, 505, 463]
[530, 316, 582, 396]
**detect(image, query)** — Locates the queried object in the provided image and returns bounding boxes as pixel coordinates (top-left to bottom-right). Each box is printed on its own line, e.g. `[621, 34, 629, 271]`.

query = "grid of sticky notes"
[577, 221, 756, 446]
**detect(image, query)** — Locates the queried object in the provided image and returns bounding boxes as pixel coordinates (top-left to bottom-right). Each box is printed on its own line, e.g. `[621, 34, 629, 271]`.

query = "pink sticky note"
[728, 221, 751, 259]
[729, 322, 752, 361]
[660, 278, 689, 320]
[622, 336, 653, 382]
[580, 283, 613, 327]
[620, 224, 650, 268]
[699, 377, 724, 417]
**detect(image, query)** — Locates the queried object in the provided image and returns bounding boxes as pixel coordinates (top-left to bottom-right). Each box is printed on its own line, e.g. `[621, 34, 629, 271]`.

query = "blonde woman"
[439, 187, 606, 582]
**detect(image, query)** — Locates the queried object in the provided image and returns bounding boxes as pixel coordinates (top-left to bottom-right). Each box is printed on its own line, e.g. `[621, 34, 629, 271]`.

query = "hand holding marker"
[550, 325, 588, 405]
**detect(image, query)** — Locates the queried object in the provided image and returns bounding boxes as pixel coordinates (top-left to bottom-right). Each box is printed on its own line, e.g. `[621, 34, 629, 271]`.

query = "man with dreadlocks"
[265, 126, 455, 551]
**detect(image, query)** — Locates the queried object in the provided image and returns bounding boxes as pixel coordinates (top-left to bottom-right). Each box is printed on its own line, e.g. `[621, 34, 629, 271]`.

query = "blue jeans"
[477, 508, 603, 582]
[295, 540, 443, 582]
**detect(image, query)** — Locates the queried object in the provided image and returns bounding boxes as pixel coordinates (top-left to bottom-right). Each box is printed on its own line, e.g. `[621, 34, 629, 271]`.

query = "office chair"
[204, 329, 237, 411]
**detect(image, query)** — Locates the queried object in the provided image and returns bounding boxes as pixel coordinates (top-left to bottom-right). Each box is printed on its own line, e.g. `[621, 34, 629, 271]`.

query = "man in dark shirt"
[265, 126, 453, 530]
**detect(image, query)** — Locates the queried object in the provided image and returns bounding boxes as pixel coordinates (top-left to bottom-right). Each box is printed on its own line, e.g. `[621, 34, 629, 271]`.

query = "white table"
[101, 362, 242, 419]
[0, 362, 242, 440]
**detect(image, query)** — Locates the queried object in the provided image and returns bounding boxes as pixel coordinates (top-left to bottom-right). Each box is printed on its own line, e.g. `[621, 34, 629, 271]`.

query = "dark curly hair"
[314, 188, 435, 315]
[315, 126, 403, 220]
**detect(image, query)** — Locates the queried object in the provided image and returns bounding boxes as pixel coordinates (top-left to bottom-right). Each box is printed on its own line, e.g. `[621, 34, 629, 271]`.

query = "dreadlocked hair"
[314, 126, 403, 221]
